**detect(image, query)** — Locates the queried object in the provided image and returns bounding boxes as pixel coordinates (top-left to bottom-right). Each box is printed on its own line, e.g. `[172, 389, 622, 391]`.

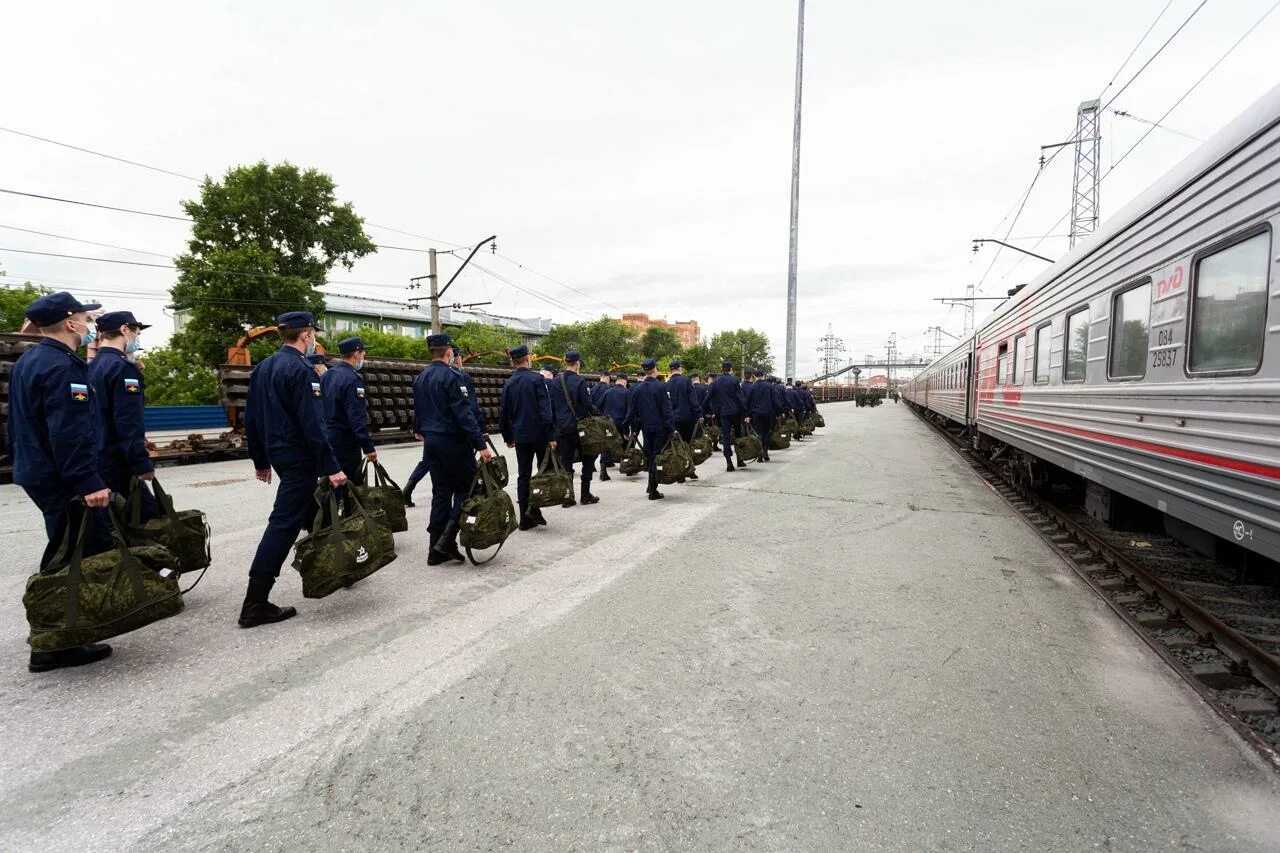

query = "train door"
[964, 349, 975, 424]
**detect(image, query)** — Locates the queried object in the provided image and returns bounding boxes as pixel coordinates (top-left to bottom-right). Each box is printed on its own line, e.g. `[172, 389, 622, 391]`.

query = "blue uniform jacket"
[456, 367, 487, 433]
[802, 388, 816, 412]
[590, 380, 610, 410]
[7, 338, 107, 495]
[87, 346, 153, 482]
[551, 370, 598, 435]
[706, 373, 747, 418]
[245, 346, 340, 475]
[666, 373, 701, 422]
[320, 361, 375, 454]
[627, 376, 674, 434]
[745, 379, 775, 417]
[770, 382, 788, 416]
[413, 360, 485, 449]
[784, 387, 802, 415]
[499, 367, 555, 445]
[601, 385, 629, 422]
[691, 382, 710, 414]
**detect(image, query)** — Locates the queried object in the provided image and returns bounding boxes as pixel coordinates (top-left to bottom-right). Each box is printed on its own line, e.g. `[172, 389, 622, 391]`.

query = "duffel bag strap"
[148, 476, 181, 522]
[60, 501, 92, 627]
[558, 373, 580, 422]
[107, 498, 149, 604]
[372, 460, 402, 492]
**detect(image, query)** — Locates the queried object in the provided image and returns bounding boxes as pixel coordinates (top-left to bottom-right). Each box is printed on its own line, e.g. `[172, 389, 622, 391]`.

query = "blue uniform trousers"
[718, 415, 744, 459]
[675, 419, 696, 443]
[753, 414, 773, 456]
[558, 430, 597, 486]
[24, 486, 112, 572]
[515, 442, 548, 512]
[642, 428, 670, 493]
[404, 442, 431, 501]
[330, 439, 365, 486]
[248, 458, 319, 580]
[424, 435, 476, 535]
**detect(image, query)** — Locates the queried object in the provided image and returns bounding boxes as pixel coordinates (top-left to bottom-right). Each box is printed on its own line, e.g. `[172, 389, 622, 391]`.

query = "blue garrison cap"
[96, 310, 150, 332]
[277, 311, 322, 331]
[25, 291, 101, 326]
[641, 357, 657, 370]
[721, 360, 733, 369]
[753, 368, 764, 377]
[509, 344, 530, 360]
[336, 337, 366, 354]
[669, 359, 682, 369]
[564, 349, 581, 364]
[426, 333, 453, 348]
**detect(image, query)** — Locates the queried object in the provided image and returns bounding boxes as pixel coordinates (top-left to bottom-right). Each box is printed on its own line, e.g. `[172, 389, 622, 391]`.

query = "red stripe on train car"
[984, 411, 1280, 482]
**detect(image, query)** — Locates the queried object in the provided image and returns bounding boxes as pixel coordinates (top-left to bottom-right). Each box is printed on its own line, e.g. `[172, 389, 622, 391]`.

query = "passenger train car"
[905, 82, 1280, 566]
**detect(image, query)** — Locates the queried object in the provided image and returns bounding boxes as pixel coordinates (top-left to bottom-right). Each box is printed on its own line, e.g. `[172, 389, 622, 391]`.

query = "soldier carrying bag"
[353, 459, 408, 533]
[655, 433, 697, 484]
[24, 499, 184, 652]
[769, 422, 792, 450]
[528, 449, 574, 508]
[459, 460, 519, 566]
[559, 373, 621, 456]
[618, 434, 646, 476]
[735, 424, 763, 463]
[689, 421, 713, 466]
[119, 476, 212, 577]
[293, 484, 397, 599]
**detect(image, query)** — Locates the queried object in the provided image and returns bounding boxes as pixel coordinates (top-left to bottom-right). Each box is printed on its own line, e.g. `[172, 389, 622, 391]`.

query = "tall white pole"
[785, 0, 805, 380]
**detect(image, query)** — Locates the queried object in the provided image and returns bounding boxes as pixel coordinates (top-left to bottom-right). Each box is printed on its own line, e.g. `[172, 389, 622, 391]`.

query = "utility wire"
[1098, 0, 1176, 96]
[494, 252, 623, 313]
[0, 126, 201, 181]
[0, 223, 172, 258]
[0, 187, 190, 221]
[1111, 109, 1203, 141]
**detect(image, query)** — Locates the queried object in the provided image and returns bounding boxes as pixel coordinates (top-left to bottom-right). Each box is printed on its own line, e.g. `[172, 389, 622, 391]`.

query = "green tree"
[0, 281, 50, 332]
[708, 328, 774, 376]
[537, 317, 639, 370]
[169, 161, 376, 368]
[140, 346, 220, 405]
[678, 341, 715, 374]
[324, 328, 423, 359]
[640, 326, 682, 361]
[451, 321, 523, 363]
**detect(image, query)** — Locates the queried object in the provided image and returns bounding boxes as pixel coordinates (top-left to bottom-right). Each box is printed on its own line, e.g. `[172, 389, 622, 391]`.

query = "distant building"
[173, 293, 553, 347]
[620, 313, 701, 349]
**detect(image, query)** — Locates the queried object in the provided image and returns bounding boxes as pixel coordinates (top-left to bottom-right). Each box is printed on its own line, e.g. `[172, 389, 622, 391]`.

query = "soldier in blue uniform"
[784, 379, 805, 441]
[404, 349, 487, 508]
[242, 312, 346, 628]
[665, 359, 701, 480]
[88, 310, 158, 519]
[9, 292, 115, 672]
[590, 372, 612, 410]
[499, 344, 557, 530]
[746, 368, 775, 462]
[768, 376, 788, 432]
[598, 374, 629, 481]
[625, 358, 675, 500]
[320, 337, 376, 486]
[706, 360, 750, 471]
[413, 333, 493, 564]
[550, 350, 602, 507]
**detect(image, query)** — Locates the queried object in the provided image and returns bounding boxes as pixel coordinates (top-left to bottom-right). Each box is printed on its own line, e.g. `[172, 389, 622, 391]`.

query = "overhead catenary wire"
[0, 223, 172, 258]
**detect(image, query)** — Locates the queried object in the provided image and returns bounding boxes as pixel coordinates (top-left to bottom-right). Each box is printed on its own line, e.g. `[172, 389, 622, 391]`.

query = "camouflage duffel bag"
[655, 434, 696, 485]
[483, 436, 510, 487]
[689, 422, 714, 466]
[528, 449, 573, 508]
[706, 422, 722, 446]
[769, 424, 791, 450]
[785, 416, 801, 436]
[293, 485, 397, 599]
[798, 415, 815, 436]
[118, 476, 212, 576]
[352, 459, 408, 533]
[735, 427, 763, 462]
[576, 415, 622, 457]
[618, 435, 646, 476]
[814, 412, 826, 428]
[24, 503, 183, 652]
[459, 463, 518, 565]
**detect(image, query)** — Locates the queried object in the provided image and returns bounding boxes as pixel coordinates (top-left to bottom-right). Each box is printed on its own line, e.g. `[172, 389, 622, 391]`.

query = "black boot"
[238, 578, 297, 628]
[427, 529, 452, 564]
[561, 481, 577, 509]
[29, 643, 112, 673]
[726, 458, 735, 472]
[581, 480, 600, 505]
[688, 469, 699, 480]
[530, 506, 548, 526]
[519, 506, 538, 531]
[431, 521, 465, 564]
[600, 468, 611, 481]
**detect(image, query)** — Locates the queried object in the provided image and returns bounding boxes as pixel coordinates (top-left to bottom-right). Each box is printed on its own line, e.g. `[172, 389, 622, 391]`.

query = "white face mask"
[353, 358, 365, 371]
[304, 332, 317, 357]
[73, 320, 96, 347]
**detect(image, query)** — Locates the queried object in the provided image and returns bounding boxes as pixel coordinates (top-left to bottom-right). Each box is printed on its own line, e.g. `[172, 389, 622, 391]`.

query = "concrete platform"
[1, 405, 1278, 851]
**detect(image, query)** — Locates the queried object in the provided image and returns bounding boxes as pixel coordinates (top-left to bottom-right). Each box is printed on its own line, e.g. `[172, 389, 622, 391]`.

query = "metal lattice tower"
[816, 324, 845, 376]
[1070, 99, 1101, 249]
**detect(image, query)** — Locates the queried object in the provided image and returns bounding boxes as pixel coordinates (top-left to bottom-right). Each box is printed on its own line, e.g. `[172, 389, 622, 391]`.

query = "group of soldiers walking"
[7, 295, 820, 672]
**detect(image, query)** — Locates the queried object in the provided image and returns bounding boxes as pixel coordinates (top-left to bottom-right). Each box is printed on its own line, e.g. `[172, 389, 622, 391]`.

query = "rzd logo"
[355, 545, 370, 564]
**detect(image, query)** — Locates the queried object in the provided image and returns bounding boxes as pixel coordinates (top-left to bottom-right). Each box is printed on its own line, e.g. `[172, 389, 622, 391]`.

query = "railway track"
[912, 406, 1280, 771]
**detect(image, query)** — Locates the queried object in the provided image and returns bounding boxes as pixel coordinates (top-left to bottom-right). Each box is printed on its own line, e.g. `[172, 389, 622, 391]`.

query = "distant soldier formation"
[7, 294, 822, 673]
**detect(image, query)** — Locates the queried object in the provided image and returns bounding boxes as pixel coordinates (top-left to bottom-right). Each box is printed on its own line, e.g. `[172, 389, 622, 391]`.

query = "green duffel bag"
[706, 422, 722, 446]
[814, 412, 826, 428]
[528, 449, 573, 508]
[785, 416, 801, 436]
[119, 477, 211, 576]
[618, 435, 646, 476]
[769, 424, 791, 450]
[798, 415, 815, 436]
[735, 427, 763, 463]
[689, 422, 714, 467]
[293, 485, 397, 599]
[483, 436, 510, 487]
[24, 503, 184, 652]
[459, 463, 518, 566]
[351, 459, 408, 533]
[559, 373, 622, 456]
[655, 434, 696, 484]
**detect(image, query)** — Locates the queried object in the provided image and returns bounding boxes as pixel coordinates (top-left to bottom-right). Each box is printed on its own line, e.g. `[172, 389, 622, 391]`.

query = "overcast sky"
[3, 1, 1278, 375]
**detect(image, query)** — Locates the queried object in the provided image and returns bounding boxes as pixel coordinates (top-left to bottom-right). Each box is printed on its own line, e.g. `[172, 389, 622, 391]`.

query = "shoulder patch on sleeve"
[311, 381, 322, 397]
[70, 383, 89, 402]
[124, 377, 140, 393]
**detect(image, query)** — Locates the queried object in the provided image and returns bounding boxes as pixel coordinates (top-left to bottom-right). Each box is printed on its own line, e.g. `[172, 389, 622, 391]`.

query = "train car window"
[1109, 280, 1151, 380]
[997, 342, 1010, 385]
[1034, 323, 1051, 383]
[1064, 308, 1089, 382]
[1013, 335, 1028, 384]
[1188, 230, 1271, 375]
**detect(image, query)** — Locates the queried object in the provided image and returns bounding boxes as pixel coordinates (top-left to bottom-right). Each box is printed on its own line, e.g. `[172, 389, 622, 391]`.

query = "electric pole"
[816, 324, 845, 376]
[784, 0, 805, 381]
[409, 236, 498, 333]
[885, 332, 897, 395]
[428, 248, 440, 333]
[1042, 99, 1101, 249]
